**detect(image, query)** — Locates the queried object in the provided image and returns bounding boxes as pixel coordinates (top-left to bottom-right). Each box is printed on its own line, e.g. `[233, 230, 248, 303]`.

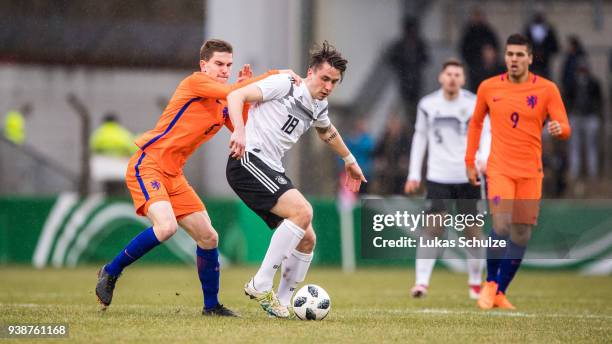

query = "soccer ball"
[292, 284, 331, 320]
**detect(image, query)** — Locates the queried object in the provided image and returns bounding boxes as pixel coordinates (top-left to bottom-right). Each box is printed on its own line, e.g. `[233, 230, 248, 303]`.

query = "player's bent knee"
[291, 203, 313, 229]
[154, 220, 178, 242]
[200, 228, 219, 247]
[492, 217, 511, 236]
[511, 224, 532, 245]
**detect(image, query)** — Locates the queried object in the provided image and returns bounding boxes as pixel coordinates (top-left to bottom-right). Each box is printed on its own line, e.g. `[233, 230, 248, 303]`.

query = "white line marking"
[351, 308, 612, 320]
[51, 194, 105, 267]
[32, 192, 78, 268]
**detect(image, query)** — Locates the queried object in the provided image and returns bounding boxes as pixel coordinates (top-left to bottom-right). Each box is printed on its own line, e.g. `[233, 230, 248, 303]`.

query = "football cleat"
[494, 292, 516, 310]
[410, 284, 428, 298]
[244, 279, 289, 318]
[95, 265, 120, 310]
[469, 284, 482, 300]
[267, 305, 295, 319]
[202, 303, 240, 317]
[477, 281, 498, 309]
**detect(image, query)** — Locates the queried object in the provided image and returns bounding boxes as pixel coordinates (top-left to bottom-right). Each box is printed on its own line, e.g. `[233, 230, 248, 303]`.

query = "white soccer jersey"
[246, 74, 331, 172]
[408, 89, 491, 184]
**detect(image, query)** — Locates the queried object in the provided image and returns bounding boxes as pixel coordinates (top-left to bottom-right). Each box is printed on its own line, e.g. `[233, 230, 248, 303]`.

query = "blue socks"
[497, 240, 526, 294]
[105, 227, 161, 276]
[196, 246, 220, 310]
[104, 227, 221, 310]
[486, 230, 508, 282]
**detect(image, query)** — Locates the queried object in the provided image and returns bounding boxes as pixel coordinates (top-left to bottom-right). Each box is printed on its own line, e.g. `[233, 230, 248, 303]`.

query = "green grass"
[1, 266, 611, 343]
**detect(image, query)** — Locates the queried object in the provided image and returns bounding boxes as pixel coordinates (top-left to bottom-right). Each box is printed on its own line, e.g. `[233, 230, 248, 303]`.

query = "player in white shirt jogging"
[225, 42, 366, 318]
[404, 59, 491, 300]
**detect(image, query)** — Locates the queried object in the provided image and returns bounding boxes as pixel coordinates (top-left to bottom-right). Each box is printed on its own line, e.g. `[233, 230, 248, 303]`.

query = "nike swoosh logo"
[492, 97, 501, 102]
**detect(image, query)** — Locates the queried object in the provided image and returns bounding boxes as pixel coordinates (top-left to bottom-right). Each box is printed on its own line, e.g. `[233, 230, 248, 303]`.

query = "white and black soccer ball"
[292, 284, 331, 320]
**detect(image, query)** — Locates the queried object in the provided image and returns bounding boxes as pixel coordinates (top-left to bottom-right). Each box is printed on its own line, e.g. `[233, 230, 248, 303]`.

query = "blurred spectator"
[545, 36, 587, 197]
[89, 113, 137, 196]
[470, 44, 505, 91]
[561, 36, 586, 100]
[90, 113, 138, 158]
[459, 8, 499, 91]
[541, 134, 567, 197]
[3, 103, 32, 145]
[341, 118, 375, 194]
[373, 115, 410, 195]
[384, 16, 429, 127]
[566, 58, 603, 187]
[523, 11, 559, 78]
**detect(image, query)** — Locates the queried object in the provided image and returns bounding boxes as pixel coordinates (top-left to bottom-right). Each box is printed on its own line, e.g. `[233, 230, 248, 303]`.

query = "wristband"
[343, 153, 356, 164]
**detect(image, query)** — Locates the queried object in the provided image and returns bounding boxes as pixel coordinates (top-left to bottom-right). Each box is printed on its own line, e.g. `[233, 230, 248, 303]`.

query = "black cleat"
[96, 265, 120, 310]
[202, 304, 240, 317]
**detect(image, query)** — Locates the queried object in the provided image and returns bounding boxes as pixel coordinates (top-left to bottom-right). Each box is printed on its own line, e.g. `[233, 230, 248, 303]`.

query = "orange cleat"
[477, 281, 498, 309]
[494, 292, 516, 310]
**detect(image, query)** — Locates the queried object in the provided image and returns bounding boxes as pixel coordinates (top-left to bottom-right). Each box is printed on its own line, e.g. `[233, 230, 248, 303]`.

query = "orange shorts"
[486, 173, 542, 225]
[125, 151, 205, 218]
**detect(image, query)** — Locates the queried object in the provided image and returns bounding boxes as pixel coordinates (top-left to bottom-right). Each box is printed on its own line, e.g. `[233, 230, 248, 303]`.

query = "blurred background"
[1, 0, 611, 273]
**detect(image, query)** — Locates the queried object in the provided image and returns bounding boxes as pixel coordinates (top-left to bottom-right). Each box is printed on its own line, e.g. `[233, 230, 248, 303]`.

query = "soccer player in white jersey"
[404, 59, 491, 299]
[225, 42, 366, 318]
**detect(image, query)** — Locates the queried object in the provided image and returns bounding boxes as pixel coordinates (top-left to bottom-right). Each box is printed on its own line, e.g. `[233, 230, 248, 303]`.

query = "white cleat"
[244, 278, 290, 318]
[411, 284, 428, 298]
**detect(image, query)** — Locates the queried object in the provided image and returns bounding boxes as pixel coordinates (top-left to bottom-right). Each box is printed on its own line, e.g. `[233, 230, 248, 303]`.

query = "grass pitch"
[1, 266, 611, 343]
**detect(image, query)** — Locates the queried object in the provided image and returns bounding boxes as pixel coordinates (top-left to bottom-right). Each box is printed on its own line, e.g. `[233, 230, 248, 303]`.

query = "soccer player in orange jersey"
[465, 34, 571, 310]
[95, 39, 301, 316]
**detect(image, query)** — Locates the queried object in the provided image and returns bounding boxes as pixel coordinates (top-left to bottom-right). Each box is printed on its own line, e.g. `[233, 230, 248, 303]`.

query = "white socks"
[465, 246, 484, 286]
[253, 219, 305, 291]
[415, 256, 436, 286]
[414, 240, 484, 287]
[415, 232, 441, 286]
[277, 249, 313, 306]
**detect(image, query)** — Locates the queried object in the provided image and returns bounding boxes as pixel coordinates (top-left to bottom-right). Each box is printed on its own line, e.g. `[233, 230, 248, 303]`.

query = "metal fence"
[0, 138, 78, 195]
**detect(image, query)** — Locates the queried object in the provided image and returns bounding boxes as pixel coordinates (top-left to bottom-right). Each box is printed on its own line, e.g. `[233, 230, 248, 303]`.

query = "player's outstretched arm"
[190, 69, 301, 101]
[316, 124, 367, 192]
[189, 70, 276, 100]
[226, 84, 264, 158]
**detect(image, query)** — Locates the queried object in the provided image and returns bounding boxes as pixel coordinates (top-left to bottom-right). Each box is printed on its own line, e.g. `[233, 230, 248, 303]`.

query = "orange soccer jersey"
[135, 71, 275, 176]
[465, 73, 571, 179]
[126, 70, 276, 216]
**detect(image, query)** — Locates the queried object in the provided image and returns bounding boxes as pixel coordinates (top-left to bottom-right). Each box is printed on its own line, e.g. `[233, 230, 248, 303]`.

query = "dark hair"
[567, 35, 584, 55]
[442, 58, 464, 71]
[505, 33, 532, 53]
[308, 41, 348, 80]
[402, 15, 418, 34]
[103, 113, 118, 123]
[200, 39, 233, 61]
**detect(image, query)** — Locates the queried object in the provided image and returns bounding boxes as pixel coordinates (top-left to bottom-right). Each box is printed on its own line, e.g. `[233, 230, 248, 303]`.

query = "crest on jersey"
[275, 176, 288, 185]
[222, 106, 229, 119]
[492, 195, 501, 206]
[150, 180, 161, 191]
[526, 95, 537, 109]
